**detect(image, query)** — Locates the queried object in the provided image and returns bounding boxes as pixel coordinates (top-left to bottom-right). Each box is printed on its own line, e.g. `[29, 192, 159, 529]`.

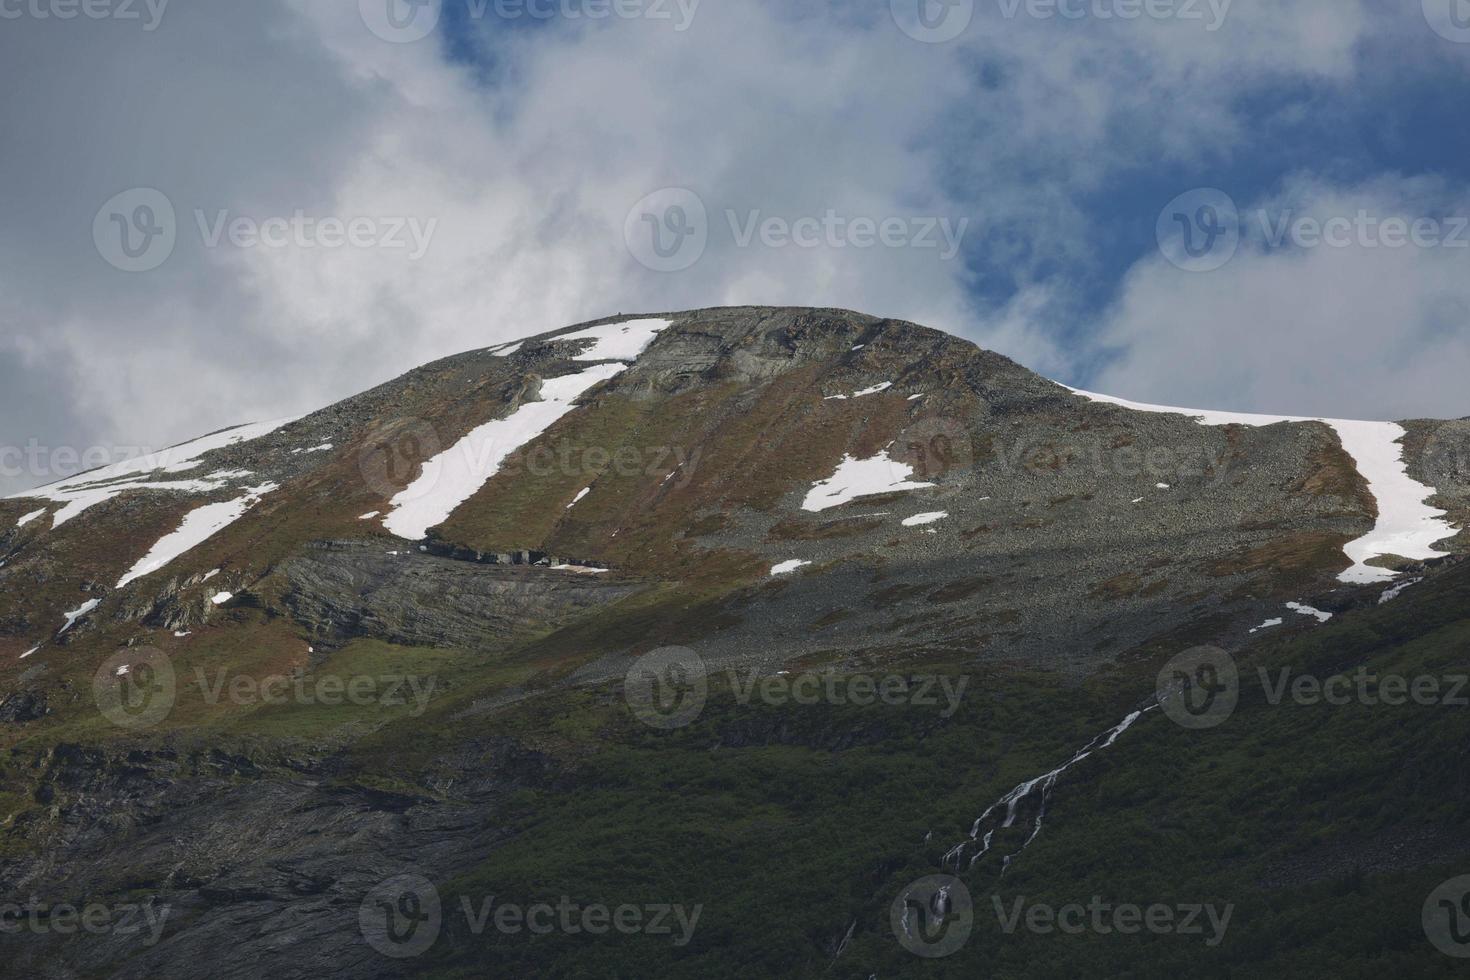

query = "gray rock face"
[0, 741, 547, 980]
[1404, 417, 1470, 551]
[0, 689, 46, 723]
[275, 541, 639, 653]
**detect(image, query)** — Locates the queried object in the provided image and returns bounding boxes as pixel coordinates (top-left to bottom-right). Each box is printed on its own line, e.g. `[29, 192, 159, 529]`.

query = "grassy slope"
[313, 561, 1470, 978]
[5, 552, 1466, 976]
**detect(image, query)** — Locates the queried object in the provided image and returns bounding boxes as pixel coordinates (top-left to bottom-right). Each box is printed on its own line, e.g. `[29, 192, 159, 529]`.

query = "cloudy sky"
[1, 0, 1468, 495]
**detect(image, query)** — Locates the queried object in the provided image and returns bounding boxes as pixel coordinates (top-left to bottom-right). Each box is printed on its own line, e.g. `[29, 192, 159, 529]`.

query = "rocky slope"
[3, 307, 1460, 680]
[1, 306, 1466, 977]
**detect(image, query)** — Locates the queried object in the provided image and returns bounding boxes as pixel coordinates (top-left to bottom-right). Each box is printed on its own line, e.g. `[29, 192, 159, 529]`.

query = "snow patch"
[10, 418, 296, 500]
[291, 443, 333, 454]
[770, 559, 811, 576]
[567, 487, 591, 509]
[1286, 601, 1333, 623]
[359, 511, 380, 520]
[210, 591, 233, 605]
[382, 321, 671, 539]
[1250, 618, 1284, 633]
[6, 416, 296, 528]
[1066, 386, 1453, 583]
[825, 382, 892, 400]
[37, 475, 245, 529]
[15, 509, 46, 528]
[20, 646, 39, 659]
[116, 484, 278, 588]
[382, 363, 626, 539]
[803, 451, 935, 512]
[59, 599, 100, 635]
[1330, 421, 1454, 583]
[902, 511, 949, 527]
[556, 317, 671, 362]
[550, 563, 610, 575]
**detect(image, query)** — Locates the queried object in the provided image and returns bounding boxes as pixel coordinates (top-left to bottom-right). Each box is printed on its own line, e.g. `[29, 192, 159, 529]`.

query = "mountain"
[2, 306, 1468, 977]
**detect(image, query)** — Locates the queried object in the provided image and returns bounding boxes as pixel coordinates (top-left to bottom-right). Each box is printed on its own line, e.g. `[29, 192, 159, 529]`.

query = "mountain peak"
[4, 306, 1466, 677]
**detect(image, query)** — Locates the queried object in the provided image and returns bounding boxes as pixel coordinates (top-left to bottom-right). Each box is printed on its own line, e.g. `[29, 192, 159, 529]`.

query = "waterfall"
[943, 706, 1154, 872]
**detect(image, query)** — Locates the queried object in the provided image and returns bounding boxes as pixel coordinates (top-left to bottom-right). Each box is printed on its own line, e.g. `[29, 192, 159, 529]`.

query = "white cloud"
[1091, 175, 1470, 420]
[0, 0, 1449, 496]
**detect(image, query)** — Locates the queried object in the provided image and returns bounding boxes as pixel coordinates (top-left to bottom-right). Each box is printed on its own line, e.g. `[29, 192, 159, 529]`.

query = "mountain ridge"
[3, 306, 1465, 677]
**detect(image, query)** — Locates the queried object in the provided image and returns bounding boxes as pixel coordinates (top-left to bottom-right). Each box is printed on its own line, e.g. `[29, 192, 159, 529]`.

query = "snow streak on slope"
[803, 451, 935, 512]
[555, 317, 671, 362]
[58, 599, 100, 636]
[382, 319, 671, 540]
[770, 559, 811, 576]
[824, 382, 893, 400]
[8, 417, 299, 528]
[1286, 601, 1333, 623]
[1328, 421, 1455, 582]
[115, 483, 279, 589]
[21, 418, 296, 488]
[31, 475, 248, 529]
[1066, 387, 1453, 583]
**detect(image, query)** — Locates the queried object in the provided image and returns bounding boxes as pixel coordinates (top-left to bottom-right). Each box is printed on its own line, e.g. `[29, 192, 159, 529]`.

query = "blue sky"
[0, 0, 1467, 495]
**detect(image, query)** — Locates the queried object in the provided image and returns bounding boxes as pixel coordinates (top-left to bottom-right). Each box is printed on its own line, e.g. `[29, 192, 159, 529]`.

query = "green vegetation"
[5, 542, 1470, 977]
[344, 561, 1470, 977]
